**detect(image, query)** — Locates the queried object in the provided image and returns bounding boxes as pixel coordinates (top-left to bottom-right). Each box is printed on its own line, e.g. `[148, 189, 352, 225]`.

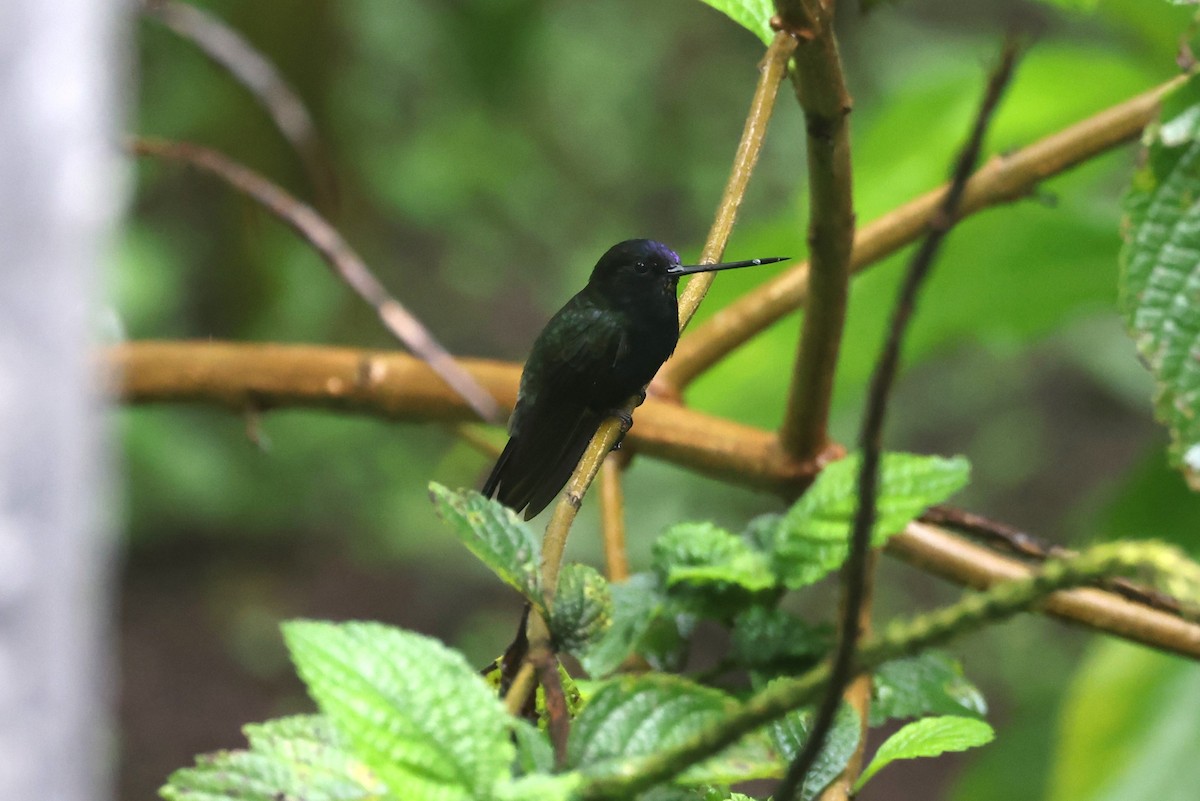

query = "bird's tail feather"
[484, 406, 602, 520]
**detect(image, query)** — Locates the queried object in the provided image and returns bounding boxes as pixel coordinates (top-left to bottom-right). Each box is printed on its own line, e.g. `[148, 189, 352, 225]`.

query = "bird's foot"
[608, 406, 635, 450]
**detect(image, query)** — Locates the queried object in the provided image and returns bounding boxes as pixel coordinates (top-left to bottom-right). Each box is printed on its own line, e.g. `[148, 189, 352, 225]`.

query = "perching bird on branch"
[483, 239, 785, 519]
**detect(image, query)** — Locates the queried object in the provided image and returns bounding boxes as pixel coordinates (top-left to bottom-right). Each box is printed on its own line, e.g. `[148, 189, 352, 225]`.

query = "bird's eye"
[634, 261, 649, 274]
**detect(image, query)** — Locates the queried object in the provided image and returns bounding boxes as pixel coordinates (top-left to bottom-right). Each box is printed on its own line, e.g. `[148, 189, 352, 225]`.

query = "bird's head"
[587, 239, 787, 306]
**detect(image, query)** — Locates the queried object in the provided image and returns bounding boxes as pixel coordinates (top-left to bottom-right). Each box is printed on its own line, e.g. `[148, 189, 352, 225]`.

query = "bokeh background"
[117, 1, 1200, 799]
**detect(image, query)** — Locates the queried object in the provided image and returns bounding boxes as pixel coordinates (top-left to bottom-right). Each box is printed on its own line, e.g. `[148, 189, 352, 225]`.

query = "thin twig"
[139, 0, 336, 207]
[817, 551, 876, 801]
[536, 651, 571, 768]
[599, 455, 631, 582]
[675, 30, 798, 330]
[129, 137, 502, 424]
[106, 340, 1200, 657]
[503, 661, 536, 717]
[774, 0, 856, 463]
[662, 76, 1185, 389]
[776, 40, 1019, 801]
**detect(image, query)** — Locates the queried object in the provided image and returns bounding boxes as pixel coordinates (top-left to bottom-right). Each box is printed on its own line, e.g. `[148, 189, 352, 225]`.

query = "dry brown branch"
[139, 0, 336, 207]
[662, 76, 1186, 389]
[772, 0, 856, 466]
[129, 137, 502, 424]
[105, 340, 1200, 659]
[890, 523, 1200, 659]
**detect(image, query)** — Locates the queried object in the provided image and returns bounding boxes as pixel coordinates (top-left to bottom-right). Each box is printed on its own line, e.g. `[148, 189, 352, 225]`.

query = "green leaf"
[497, 772, 583, 801]
[570, 675, 782, 784]
[511, 718, 555, 776]
[653, 521, 777, 599]
[768, 700, 862, 801]
[855, 715, 995, 791]
[577, 573, 666, 677]
[695, 0, 775, 45]
[1049, 640, 1200, 801]
[549, 562, 613, 651]
[283, 620, 512, 801]
[764, 453, 970, 588]
[1120, 74, 1200, 490]
[160, 714, 386, 801]
[730, 606, 831, 670]
[429, 483, 543, 602]
[871, 650, 987, 725]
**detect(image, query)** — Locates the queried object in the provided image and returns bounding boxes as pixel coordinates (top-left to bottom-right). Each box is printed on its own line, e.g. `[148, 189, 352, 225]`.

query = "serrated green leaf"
[511, 718, 555, 776]
[1119, 74, 1200, 490]
[550, 562, 613, 651]
[768, 700, 862, 801]
[578, 573, 666, 677]
[855, 715, 995, 791]
[653, 522, 776, 593]
[730, 606, 832, 671]
[496, 772, 583, 801]
[764, 453, 970, 588]
[160, 714, 385, 801]
[570, 675, 783, 784]
[695, 0, 775, 45]
[283, 620, 512, 801]
[429, 483, 543, 602]
[871, 650, 987, 725]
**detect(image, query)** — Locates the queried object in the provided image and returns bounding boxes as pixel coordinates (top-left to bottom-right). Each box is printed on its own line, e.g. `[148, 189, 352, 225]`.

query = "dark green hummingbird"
[483, 239, 786, 519]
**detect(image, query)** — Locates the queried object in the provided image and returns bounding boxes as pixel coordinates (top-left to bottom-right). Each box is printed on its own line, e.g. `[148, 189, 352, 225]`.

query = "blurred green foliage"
[119, 1, 1200, 799]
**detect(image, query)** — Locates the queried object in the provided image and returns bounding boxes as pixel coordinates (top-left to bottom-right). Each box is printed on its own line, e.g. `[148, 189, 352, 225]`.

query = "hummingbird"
[483, 239, 786, 519]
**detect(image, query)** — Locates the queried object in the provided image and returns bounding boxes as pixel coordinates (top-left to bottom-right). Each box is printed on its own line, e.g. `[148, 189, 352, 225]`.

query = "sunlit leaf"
[159, 714, 386, 801]
[1049, 640, 1200, 801]
[695, 0, 775, 45]
[763, 453, 970, 588]
[653, 521, 776, 594]
[283, 620, 512, 801]
[1119, 74, 1200, 489]
[855, 715, 995, 790]
[429, 483, 543, 603]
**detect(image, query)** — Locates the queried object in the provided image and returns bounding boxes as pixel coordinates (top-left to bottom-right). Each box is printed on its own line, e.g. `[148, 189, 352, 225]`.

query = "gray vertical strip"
[0, 1, 123, 799]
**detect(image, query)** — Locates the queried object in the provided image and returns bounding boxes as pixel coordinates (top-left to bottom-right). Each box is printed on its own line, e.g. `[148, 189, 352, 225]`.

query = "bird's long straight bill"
[667, 256, 788, 276]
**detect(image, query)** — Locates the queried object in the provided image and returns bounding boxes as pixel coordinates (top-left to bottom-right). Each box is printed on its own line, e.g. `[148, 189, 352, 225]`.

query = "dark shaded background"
[116, 1, 1200, 799]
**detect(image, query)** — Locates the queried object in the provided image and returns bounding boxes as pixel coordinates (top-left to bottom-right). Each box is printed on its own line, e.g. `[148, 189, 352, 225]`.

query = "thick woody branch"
[662, 76, 1186, 389]
[774, 0, 856, 462]
[107, 341, 810, 494]
[105, 340, 1200, 660]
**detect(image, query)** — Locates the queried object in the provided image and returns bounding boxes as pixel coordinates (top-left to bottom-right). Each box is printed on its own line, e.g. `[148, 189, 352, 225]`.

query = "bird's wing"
[487, 297, 626, 518]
